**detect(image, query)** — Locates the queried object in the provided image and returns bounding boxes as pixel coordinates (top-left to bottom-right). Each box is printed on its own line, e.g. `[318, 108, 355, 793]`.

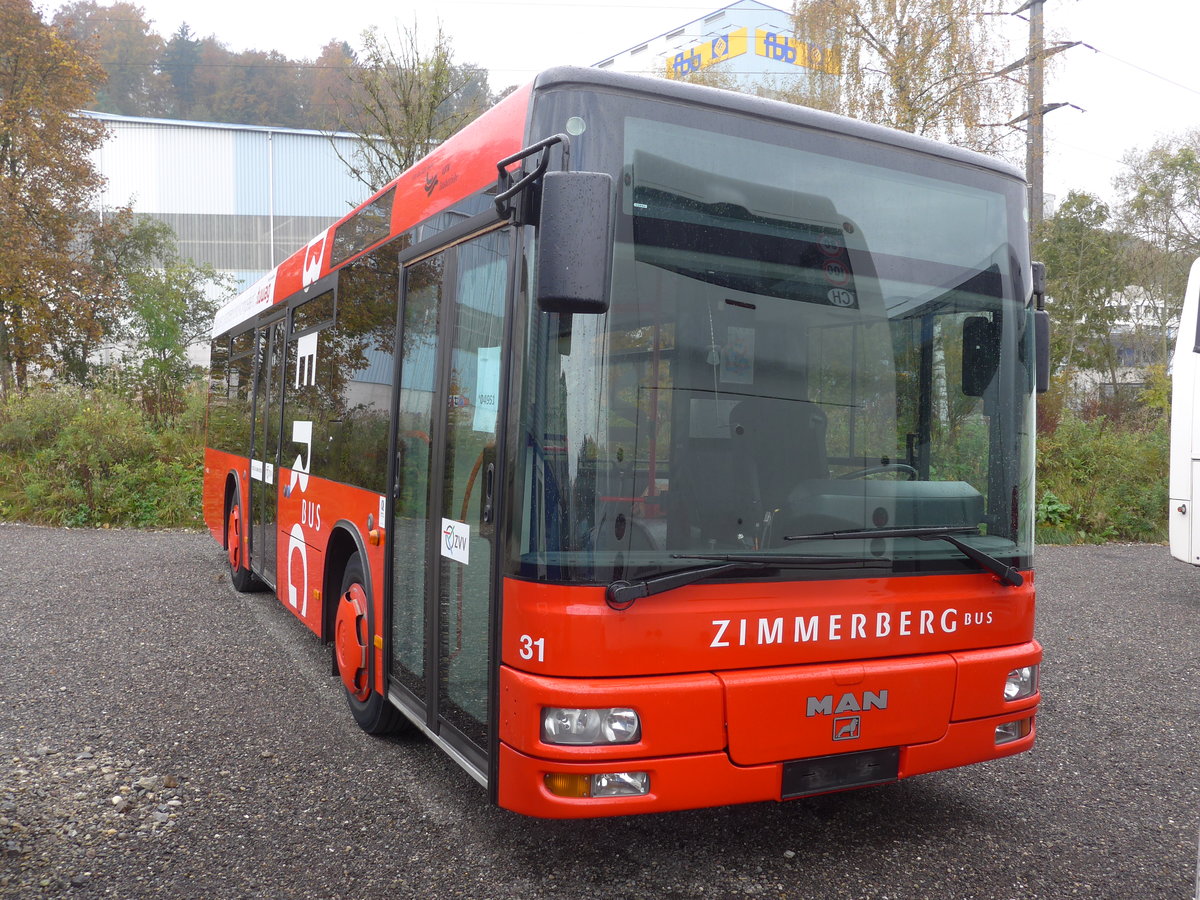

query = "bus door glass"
[250, 317, 286, 586]
[391, 228, 509, 757]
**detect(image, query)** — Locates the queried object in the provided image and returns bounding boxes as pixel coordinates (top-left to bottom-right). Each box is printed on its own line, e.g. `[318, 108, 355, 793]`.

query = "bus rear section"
[202, 67, 1042, 818]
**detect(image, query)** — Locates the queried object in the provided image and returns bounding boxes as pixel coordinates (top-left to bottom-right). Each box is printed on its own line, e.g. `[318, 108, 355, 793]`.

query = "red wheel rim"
[335, 582, 371, 701]
[228, 506, 242, 572]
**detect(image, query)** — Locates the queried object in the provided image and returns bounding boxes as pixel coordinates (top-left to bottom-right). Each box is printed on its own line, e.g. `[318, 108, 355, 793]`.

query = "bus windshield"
[514, 106, 1035, 584]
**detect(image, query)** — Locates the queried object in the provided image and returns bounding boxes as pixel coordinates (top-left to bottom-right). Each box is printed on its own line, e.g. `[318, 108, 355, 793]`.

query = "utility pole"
[1026, 0, 1045, 230]
[1002, 1, 1079, 232]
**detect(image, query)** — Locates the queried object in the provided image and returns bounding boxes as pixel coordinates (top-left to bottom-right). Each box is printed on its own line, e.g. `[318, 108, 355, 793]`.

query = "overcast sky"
[45, 0, 1200, 210]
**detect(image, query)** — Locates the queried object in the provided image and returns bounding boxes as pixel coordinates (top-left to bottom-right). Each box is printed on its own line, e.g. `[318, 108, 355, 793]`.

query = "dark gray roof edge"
[532, 66, 1026, 184]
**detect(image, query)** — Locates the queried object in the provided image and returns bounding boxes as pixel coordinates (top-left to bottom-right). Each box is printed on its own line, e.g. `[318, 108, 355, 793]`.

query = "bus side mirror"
[1032, 261, 1050, 393]
[536, 170, 614, 315]
[1035, 308, 1051, 393]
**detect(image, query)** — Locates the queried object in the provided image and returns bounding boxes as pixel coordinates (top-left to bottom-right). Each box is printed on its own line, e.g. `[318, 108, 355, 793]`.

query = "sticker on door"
[441, 518, 470, 564]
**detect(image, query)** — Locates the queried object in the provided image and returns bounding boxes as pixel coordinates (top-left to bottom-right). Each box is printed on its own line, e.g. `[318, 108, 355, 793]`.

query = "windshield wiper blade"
[605, 554, 881, 610]
[606, 562, 763, 610]
[783, 525, 1024, 587]
[671, 553, 886, 566]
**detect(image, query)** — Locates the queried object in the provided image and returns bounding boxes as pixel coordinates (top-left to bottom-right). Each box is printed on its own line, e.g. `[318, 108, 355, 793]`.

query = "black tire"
[226, 500, 264, 593]
[337, 553, 403, 735]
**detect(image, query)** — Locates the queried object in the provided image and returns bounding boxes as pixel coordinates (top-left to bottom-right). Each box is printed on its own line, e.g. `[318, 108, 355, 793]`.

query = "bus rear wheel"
[334, 553, 402, 735]
[226, 501, 262, 593]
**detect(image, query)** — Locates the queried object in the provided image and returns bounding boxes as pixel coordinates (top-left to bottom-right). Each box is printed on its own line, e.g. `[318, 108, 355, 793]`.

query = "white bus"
[1168, 257, 1200, 564]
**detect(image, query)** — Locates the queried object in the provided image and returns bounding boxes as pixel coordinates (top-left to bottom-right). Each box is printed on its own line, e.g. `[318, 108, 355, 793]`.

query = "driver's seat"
[729, 397, 829, 514]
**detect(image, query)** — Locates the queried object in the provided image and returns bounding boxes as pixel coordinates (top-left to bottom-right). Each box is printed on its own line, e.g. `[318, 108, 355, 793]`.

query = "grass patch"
[1035, 410, 1168, 544]
[0, 384, 206, 528]
[0, 383, 1172, 542]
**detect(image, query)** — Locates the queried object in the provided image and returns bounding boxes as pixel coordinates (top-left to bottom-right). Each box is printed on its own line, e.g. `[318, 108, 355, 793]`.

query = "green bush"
[0, 384, 205, 528]
[0, 381, 1175, 543]
[1035, 409, 1168, 544]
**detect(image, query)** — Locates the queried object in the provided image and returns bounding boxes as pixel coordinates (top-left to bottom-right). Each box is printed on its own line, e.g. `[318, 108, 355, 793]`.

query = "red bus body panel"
[205, 82, 533, 671]
[234, 83, 533, 323]
[498, 703, 1037, 818]
[204, 74, 1042, 817]
[495, 575, 1039, 817]
[499, 573, 1035, 676]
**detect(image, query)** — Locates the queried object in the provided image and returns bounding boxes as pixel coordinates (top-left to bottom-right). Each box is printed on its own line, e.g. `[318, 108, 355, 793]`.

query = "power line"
[1078, 42, 1200, 99]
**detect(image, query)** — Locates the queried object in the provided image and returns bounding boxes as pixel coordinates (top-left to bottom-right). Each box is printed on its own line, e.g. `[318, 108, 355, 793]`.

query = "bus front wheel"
[226, 501, 262, 593]
[334, 553, 402, 735]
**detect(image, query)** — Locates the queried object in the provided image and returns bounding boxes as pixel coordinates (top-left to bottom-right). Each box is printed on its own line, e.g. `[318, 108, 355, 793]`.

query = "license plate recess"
[781, 747, 900, 799]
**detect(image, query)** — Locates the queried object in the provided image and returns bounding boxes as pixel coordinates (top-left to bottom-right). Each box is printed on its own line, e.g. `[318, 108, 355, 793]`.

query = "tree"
[52, 1, 168, 116]
[0, 0, 110, 393]
[1114, 129, 1200, 364]
[1116, 130, 1200, 260]
[111, 218, 231, 426]
[161, 23, 200, 116]
[305, 40, 357, 132]
[1032, 191, 1130, 383]
[331, 22, 491, 191]
[791, 0, 1021, 155]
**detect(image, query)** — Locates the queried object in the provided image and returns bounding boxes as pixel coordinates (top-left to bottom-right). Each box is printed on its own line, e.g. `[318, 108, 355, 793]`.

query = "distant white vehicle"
[1168, 258, 1200, 563]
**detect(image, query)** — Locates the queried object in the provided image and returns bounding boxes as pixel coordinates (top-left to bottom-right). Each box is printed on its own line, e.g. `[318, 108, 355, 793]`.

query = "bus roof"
[212, 66, 1024, 339]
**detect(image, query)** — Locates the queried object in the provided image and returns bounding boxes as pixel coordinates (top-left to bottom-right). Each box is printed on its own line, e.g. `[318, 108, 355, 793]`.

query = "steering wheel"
[837, 463, 918, 481]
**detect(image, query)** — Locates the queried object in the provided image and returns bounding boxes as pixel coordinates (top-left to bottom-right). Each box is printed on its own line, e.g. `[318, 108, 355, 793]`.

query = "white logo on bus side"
[289, 420, 312, 495]
[295, 332, 317, 387]
[286, 419, 318, 620]
[287, 522, 308, 617]
[302, 233, 326, 287]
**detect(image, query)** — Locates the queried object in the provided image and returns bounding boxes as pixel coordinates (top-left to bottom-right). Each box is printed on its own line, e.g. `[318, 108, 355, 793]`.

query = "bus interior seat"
[672, 437, 763, 548]
[728, 397, 829, 514]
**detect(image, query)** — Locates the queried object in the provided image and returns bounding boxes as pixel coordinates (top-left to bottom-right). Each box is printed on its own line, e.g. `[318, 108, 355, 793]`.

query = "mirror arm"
[494, 133, 572, 221]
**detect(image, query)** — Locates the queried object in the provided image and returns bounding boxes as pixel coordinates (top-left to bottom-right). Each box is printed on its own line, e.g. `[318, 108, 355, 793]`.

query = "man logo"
[806, 689, 888, 717]
[833, 716, 861, 741]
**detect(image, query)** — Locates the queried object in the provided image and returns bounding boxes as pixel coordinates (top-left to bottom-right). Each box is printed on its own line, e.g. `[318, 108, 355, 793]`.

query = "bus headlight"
[1004, 665, 1039, 701]
[995, 717, 1033, 744]
[591, 771, 650, 797]
[541, 707, 641, 745]
[544, 771, 650, 798]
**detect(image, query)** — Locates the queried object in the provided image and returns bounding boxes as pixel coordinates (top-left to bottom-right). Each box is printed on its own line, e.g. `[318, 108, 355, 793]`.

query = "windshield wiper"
[604, 553, 884, 610]
[783, 525, 1024, 587]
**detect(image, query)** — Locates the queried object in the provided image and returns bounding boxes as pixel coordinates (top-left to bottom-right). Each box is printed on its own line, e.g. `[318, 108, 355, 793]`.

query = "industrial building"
[89, 112, 370, 296]
[86, 1, 838, 301]
[595, 0, 838, 92]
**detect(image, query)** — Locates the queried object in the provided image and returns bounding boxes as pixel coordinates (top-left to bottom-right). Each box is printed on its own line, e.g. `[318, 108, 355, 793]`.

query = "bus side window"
[284, 289, 336, 490]
[284, 246, 404, 494]
[207, 336, 230, 446]
[215, 329, 255, 456]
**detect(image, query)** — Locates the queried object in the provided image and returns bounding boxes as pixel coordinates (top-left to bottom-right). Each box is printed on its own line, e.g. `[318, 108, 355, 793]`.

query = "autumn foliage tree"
[52, 0, 169, 116]
[0, 0, 111, 394]
[330, 22, 491, 191]
[791, 0, 1021, 155]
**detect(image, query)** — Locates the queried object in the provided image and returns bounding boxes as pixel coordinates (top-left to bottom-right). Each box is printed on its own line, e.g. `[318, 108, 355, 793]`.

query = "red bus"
[204, 66, 1045, 818]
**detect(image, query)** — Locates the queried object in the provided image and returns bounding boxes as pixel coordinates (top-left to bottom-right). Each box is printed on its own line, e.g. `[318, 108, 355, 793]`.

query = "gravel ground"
[0, 525, 1196, 899]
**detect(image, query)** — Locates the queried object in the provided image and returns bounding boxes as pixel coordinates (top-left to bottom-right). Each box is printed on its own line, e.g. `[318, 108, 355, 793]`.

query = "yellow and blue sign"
[666, 25, 840, 79]
[755, 29, 841, 75]
[667, 27, 749, 79]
